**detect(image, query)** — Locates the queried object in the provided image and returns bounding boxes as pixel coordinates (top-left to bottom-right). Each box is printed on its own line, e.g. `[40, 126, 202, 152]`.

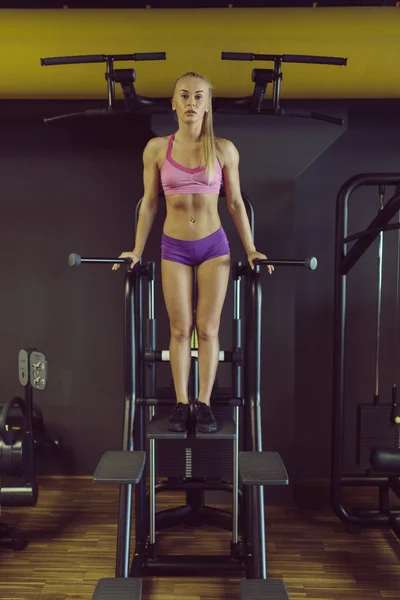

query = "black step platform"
[91, 577, 142, 600]
[239, 451, 288, 486]
[93, 451, 146, 484]
[241, 579, 289, 600]
[196, 417, 237, 439]
[147, 416, 188, 439]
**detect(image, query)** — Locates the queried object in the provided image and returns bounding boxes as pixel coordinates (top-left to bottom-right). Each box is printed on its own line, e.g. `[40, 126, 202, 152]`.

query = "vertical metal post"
[248, 269, 266, 579]
[392, 198, 400, 423]
[148, 264, 157, 548]
[331, 184, 349, 517]
[116, 269, 136, 577]
[232, 263, 242, 547]
[192, 357, 199, 402]
[106, 57, 115, 110]
[192, 265, 198, 404]
[374, 186, 385, 405]
[132, 264, 147, 575]
[238, 195, 255, 576]
[272, 58, 282, 114]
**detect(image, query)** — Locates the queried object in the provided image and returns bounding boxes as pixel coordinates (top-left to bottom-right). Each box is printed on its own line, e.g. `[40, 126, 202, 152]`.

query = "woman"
[113, 71, 272, 434]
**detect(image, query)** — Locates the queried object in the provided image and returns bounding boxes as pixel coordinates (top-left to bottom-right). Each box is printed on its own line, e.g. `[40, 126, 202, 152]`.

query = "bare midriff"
[163, 194, 221, 240]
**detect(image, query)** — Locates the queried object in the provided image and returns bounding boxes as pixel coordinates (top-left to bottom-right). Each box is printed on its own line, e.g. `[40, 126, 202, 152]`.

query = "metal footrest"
[147, 416, 188, 439]
[93, 451, 146, 484]
[241, 579, 289, 600]
[92, 578, 142, 600]
[196, 417, 237, 439]
[239, 452, 288, 486]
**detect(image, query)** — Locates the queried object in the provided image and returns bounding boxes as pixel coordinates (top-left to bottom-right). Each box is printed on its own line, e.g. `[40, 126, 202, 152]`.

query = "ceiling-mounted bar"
[40, 52, 166, 123]
[40, 49, 348, 126]
[40, 52, 167, 67]
[221, 52, 347, 66]
[220, 51, 347, 125]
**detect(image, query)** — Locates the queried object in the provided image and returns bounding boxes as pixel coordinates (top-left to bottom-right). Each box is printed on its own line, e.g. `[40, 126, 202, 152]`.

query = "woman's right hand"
[112, 250, 141, 271]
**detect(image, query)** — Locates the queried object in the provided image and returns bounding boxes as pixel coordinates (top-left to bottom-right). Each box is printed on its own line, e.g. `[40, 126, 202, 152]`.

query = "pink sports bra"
[160, 134, 223, 196]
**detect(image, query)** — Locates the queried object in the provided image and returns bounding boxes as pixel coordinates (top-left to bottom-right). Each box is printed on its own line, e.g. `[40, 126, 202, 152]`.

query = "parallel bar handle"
[41, 54, 105, 66]
[254, 257, 318, 270]
[134, 52, 166, 61]
[68, 253, 134, 267]
[41, 52, 166, 66]
[283, 54, 347, 66]
[222, 52, 347, 66]
[222, 52, 254, 61]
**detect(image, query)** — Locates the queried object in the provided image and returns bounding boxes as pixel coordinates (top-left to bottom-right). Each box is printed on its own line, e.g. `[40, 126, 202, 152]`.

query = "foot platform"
[241, 579, 289, 600]
[147, 416, 188, 440]
[196, 417, 237, 439]
[239, 452, 288, 486]
[93, 451, 146, 484]
[91, 578, 142, 600]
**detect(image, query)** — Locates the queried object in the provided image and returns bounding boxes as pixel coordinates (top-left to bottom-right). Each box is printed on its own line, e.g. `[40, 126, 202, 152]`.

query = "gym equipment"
[40, 50, 346, 125]
[40, 52, 168, 124]
[370, 447, 400, 538]
[332, 173, 400, 537]
[69, 191, 317, 599]
[0, 349, 48, 550]
[220, 52, 346, 125]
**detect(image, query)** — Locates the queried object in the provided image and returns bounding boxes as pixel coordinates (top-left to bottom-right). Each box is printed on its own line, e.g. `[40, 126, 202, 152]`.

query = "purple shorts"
[161, 226, 230, 267]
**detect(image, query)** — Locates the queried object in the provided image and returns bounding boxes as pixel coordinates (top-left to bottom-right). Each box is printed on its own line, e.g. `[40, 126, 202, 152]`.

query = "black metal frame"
[40, 51, 347, 125]
[68, 191, 317, 579]
[125, 191, 314, 578]
[127, 192, 259, 577]
[332, 173, 400, 535]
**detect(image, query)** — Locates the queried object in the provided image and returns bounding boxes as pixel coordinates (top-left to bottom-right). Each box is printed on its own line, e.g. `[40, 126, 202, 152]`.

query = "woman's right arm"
[132, 138, 160, 256]
[112, 138, 160, 271]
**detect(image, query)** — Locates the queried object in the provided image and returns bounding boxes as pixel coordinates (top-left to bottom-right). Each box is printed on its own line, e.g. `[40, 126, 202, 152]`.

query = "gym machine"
[69, 191, 318, 600]
[0, 349, 48, 550]
[331, 173, 400, 537]
[40, 50, 347, 125]
[371, 447, 400, 538]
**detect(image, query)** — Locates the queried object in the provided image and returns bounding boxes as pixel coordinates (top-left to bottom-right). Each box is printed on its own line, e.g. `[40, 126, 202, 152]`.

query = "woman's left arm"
[220, 139, 273, 272]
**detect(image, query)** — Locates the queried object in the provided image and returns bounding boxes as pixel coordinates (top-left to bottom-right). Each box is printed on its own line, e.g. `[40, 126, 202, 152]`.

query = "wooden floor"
[0, 477, 399, 599]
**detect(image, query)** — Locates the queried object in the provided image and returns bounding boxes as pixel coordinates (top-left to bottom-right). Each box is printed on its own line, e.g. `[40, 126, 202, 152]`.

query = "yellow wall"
[1, 7, 399, 100]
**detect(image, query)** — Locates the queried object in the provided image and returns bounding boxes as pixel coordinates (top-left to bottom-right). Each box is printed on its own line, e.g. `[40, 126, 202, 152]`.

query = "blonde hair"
[174, 71, 216, 183]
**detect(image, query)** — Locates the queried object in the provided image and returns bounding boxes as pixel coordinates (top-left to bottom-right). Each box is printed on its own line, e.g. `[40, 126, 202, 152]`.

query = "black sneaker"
[195, 401, 217, 433]
[167, 402, 190, 432]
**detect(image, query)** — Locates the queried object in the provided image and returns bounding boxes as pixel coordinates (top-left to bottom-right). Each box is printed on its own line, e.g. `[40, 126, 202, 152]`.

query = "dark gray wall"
[1, 104, 399, 495]
[0, 117, 152, 474]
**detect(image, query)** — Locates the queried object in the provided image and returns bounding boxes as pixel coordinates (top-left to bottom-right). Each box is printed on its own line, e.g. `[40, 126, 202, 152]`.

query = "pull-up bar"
[220, 51, 347, 124]
[40, 49, 347, 125]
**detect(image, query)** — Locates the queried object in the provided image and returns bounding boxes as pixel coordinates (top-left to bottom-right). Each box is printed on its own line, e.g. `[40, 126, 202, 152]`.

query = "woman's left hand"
[247, 250, 274, 274]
